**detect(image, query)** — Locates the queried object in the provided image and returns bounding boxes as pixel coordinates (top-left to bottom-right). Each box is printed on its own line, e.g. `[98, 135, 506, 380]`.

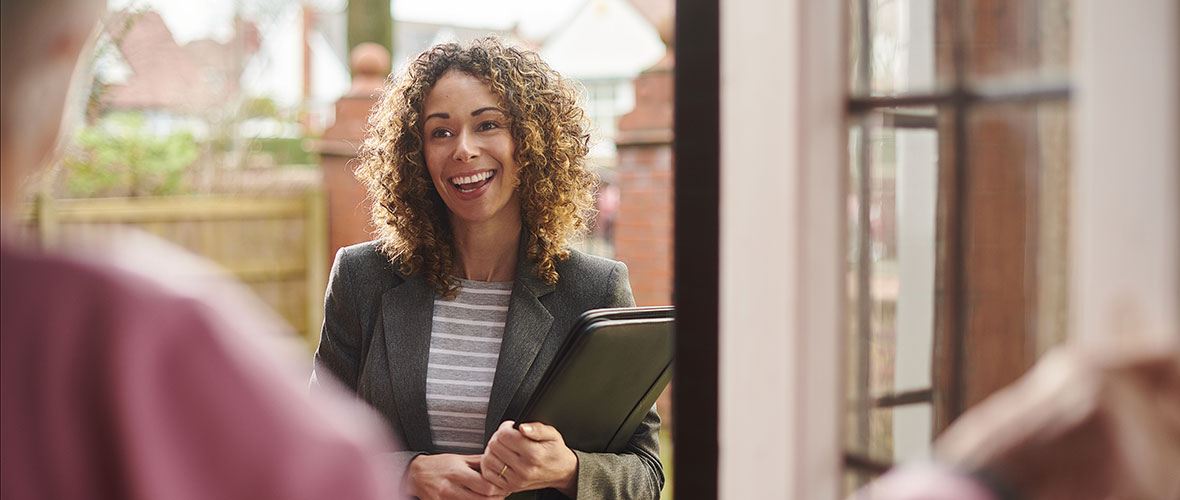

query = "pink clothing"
[850, 464, 999, 500]
[1, 243, 399, 500]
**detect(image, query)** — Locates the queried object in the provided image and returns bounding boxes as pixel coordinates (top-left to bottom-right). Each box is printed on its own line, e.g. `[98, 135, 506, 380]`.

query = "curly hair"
[356, 37, 597, 297]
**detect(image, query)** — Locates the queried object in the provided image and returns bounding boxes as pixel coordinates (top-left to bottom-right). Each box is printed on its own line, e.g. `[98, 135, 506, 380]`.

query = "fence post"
[305, 186, 328, 349]
[317, 43, 389, 270]
[34, 193, 58, 249]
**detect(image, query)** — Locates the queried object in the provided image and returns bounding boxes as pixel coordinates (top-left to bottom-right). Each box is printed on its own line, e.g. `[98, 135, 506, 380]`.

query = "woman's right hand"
[405, 453, 510, 500]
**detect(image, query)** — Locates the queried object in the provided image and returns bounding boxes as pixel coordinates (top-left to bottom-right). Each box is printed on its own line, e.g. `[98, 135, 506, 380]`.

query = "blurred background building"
[26, 0, 676, 345]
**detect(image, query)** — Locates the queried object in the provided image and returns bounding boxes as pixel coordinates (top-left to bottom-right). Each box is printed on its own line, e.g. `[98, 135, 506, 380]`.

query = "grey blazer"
[311, 240, 663, 500]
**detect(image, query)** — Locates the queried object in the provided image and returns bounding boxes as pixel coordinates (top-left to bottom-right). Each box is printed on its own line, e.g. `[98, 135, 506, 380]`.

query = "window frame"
[671, 0, 1178, 498]
[842, 0, 1072, 479]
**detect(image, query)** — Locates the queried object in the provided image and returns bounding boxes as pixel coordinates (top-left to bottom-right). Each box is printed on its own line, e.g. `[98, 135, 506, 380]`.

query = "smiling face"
[422, 70, 522, 231]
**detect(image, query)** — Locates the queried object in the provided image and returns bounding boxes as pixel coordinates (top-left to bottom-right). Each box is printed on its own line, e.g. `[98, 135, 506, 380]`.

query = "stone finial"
[657, 16, 674, 52]
[349, 42, 391, 96]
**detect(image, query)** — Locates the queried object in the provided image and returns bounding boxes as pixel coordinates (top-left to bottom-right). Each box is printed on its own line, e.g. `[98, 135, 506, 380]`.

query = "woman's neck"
[450, 216, 521, 282]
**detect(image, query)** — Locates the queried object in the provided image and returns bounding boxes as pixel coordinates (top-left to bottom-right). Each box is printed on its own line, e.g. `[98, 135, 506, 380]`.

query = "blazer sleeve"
[310, 247, 427, 479]
[559, 262, 665, 500]
[311, 247, 363, 393]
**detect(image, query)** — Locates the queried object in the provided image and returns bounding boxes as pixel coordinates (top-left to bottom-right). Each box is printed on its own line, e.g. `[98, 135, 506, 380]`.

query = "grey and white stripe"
[425, 278, 512, 453]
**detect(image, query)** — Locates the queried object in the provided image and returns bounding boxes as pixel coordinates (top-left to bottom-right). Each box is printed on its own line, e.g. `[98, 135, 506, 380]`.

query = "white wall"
[1071, 0, 1180, 346]
[718, 0, 844, 498]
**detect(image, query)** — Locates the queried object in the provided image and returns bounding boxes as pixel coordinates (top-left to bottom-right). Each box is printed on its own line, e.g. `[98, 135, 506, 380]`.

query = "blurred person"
[853, 337, 1180, 500]
[0, 0, 402, 498]
[312, 38, 662, 500]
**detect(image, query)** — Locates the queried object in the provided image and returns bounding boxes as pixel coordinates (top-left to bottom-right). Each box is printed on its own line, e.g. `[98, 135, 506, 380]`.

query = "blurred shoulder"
[334, 239, 405, 286]
[1, 244, 155, 315]
[0, 239, 288, 371]
[553, 249, 634, 308]
[337, 240, 396, 273]
[557, 248, 628, 282]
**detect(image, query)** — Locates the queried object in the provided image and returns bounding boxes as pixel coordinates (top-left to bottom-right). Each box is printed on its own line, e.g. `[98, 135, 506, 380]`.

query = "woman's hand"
[480, 420, 579, 497]
[405, 453, 510, 500]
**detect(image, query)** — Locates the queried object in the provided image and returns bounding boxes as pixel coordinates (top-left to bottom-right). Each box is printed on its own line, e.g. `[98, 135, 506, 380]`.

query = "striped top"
[424, 278, 513, 453]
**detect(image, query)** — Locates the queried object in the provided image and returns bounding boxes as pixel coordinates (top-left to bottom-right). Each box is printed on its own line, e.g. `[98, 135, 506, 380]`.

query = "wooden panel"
[22, 192, 327, 349]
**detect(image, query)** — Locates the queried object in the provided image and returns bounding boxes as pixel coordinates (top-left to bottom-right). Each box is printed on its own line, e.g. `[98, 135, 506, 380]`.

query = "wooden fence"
[21, 190, 329, 349]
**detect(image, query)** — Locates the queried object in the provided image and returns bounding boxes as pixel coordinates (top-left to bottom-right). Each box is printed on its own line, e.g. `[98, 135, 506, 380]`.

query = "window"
[579, 78, 636, 156]
[842, 0, 1073, 489]
[676, 0, 1177, 497]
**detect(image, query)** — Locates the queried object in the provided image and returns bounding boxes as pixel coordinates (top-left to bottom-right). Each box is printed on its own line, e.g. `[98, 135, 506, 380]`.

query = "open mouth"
[450, 170, 496, 193]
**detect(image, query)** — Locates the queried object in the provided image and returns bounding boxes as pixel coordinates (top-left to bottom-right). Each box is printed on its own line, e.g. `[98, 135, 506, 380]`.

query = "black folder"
[515, 306, 675, 453]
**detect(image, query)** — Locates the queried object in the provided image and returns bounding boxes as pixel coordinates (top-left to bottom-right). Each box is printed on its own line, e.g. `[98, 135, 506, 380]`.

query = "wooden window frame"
[843, 0, 1072, 476]
[671, 0, 1177, 499]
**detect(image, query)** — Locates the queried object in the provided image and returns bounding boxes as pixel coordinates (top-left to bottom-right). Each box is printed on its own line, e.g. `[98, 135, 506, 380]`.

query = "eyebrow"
[471, 107, 503, 116]
[424, 107, 504, 123]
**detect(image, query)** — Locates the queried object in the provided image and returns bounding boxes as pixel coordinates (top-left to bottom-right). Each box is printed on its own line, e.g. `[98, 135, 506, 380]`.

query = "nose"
[453, 131, 479, 162]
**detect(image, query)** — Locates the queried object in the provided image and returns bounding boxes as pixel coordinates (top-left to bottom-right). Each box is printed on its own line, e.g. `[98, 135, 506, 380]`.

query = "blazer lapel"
[381, 271, 436, 451]
[484, 251, 555, 438]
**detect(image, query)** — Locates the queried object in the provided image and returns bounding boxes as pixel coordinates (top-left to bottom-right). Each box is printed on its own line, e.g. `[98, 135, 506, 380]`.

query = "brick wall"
[614, 54, 676, 433]
[614, 57, 675, 307]
[319, 44, 388, 269]
[615, 145, 674, 306]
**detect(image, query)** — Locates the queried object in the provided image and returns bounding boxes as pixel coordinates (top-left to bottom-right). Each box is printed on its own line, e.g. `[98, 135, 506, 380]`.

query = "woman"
[311, 38, 663, 500]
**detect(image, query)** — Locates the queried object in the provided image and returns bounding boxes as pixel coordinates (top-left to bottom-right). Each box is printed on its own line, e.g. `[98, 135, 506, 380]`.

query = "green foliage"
[243, 96, 282, 120]
[62, 112, 199, 197]
[250, 137, 318, 166]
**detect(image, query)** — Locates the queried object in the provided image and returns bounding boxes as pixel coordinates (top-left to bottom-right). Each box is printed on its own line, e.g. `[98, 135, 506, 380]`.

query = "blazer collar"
[484, 239, 555, 437]
[381, 269, 435, 451]
[380, 233, 558, 449]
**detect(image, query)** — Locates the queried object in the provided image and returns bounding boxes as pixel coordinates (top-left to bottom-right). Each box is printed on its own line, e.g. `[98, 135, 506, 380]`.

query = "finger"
[479, 452, 499, 478]
[493, 432, 538, 457]
[481, 448, 519, 485]
[459, 480, 508, 499]
[518, 422, 562, 442]
[464, 454, 484, 471]
[456, 462, 509, 497]
[488, 426, 531, 457]
[453, 484, 506, 500]
[480, 451, 513, 490]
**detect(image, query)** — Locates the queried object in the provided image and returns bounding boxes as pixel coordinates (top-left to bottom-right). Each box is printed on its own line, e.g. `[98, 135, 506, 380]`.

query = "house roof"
[626, 0, 672, 32]
[100, 10, 259, 115]
[392, 20, 524, 72]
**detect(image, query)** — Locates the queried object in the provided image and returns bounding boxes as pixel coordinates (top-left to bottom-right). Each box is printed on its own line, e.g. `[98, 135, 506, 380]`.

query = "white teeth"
[451, 170, 493, 185]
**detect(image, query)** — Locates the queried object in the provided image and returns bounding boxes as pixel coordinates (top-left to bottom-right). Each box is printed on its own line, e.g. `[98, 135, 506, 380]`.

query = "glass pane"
[849, 0, 867, 94]
[964, 0, 1071, 85]
[846, 122, 870, 464]
[845, 403, 935, 463]
[845, 107, 941, 465]
[845, 401, 936, 466]
[869, 109, 939, 398]
[890, 403, 934, 461]
[843, 469, 872, 497]
[850, 0, 943, 96]
[957, 101, 1071, 407]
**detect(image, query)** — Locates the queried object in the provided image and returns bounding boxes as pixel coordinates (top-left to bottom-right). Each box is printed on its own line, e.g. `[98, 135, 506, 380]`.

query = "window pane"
[849, 403, 935, 463]
[964, 0, 1071, 85]
[843, 468, 872, 497]
[850, 0, 943, 96]
[845, 108, 941, 466]
[954, 100, 1071, 407]
[890, 403, 934, 461]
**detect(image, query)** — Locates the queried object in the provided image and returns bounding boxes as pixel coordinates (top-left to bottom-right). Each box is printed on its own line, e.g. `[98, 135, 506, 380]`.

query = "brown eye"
[431, 128, 453, 138]
[477, 120, 500, 131]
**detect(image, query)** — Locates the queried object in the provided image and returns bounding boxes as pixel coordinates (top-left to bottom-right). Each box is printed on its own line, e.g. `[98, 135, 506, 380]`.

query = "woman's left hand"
[481, 420, 579, 497]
